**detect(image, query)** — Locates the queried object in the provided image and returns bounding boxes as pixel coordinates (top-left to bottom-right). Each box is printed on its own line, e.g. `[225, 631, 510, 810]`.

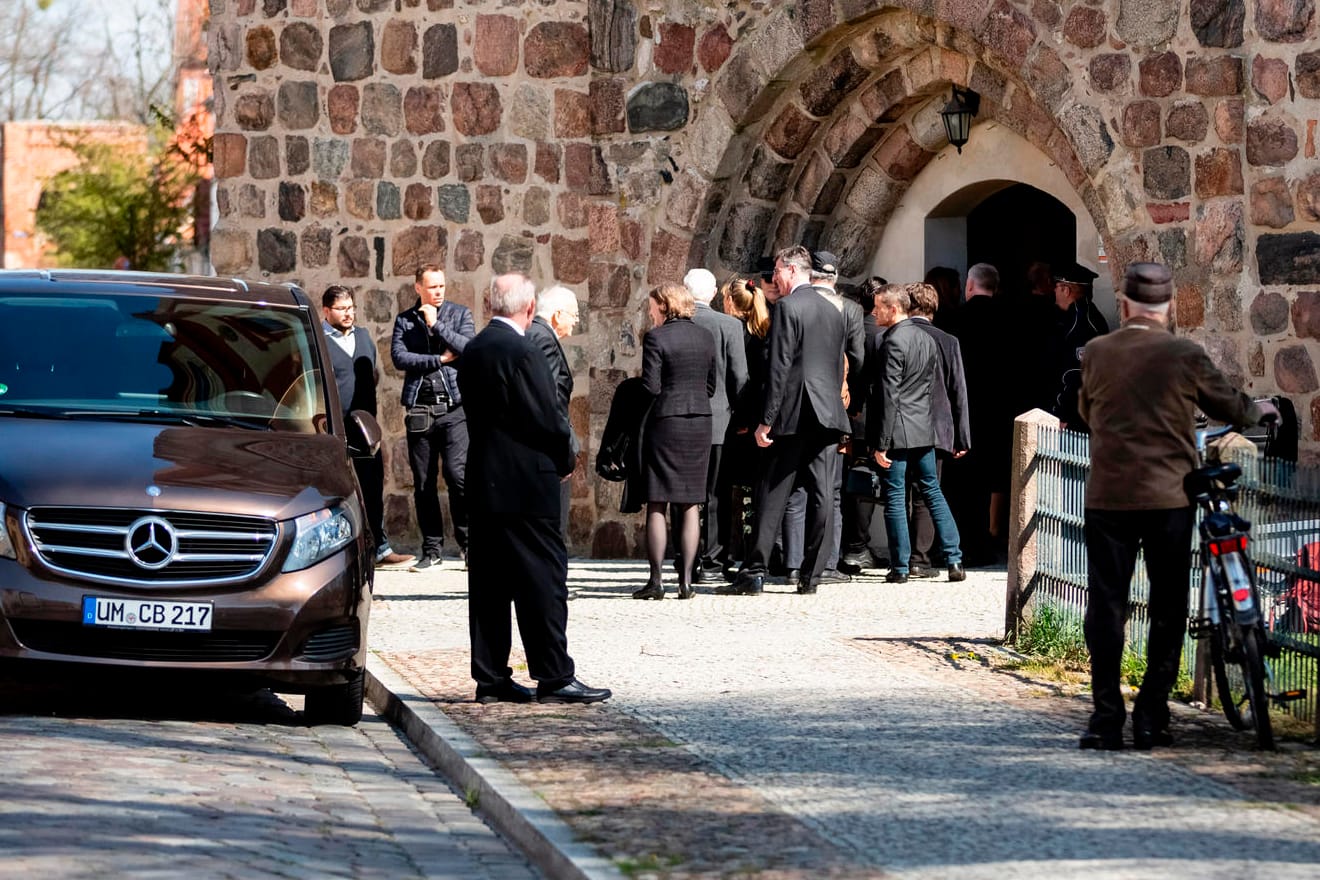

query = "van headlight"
[283, 505, 355, 572]
[0, 503, 15, 559]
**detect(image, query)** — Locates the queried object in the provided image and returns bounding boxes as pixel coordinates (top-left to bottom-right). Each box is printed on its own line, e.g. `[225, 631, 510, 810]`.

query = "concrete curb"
[365, 656, 625, 880]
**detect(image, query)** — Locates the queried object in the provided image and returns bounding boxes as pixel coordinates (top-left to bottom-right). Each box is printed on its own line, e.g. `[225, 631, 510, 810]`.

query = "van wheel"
[303, 670, 365, 726]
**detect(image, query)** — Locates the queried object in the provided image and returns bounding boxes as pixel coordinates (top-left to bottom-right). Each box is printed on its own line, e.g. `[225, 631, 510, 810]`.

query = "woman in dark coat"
[635, 283, 717, 600]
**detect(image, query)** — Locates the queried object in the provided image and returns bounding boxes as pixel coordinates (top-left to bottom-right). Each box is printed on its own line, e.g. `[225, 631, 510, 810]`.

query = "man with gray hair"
[1077, 262, 1273, 750]
[456, 273, 611, 705]
[683, 267, 747, 581]
[528, 284, 581, 543]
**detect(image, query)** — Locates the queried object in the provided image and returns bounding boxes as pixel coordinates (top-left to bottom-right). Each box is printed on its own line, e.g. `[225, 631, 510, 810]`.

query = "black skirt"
[643, 413, 712, 503]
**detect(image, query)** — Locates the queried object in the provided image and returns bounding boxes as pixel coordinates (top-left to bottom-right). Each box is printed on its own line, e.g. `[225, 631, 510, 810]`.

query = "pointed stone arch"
[657, 3, 1136, 288]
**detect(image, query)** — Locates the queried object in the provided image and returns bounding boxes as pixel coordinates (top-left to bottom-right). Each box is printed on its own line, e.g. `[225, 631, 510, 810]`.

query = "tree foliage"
[34, 117, 206, 271]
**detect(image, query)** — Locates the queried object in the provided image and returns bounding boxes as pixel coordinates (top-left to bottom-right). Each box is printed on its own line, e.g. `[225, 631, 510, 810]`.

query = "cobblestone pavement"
[372, 559, 1320, 879]
[0, 676, 539, 880]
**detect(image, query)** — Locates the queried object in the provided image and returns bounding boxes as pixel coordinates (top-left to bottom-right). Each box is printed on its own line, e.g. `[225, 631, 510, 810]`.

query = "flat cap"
[1053, 261, 1099, 286]
[811, 250, 839, 275]
[1123, 262, 1174, 304]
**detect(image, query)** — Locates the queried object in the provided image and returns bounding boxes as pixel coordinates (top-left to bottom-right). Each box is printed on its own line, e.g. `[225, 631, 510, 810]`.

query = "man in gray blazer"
[719, 245, 857, 596]
[867, 284, 965, 584]
[683, 268, 748, 580]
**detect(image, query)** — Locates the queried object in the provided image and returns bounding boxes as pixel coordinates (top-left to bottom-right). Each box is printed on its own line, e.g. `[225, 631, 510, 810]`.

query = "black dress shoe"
[784, 568, 801, 587]
[817, 569, 852, 583]
[716, 573, 763, 595]
[796, 581, 817, 595]
[885, 570, 909, 584]
[947, 565, 966, 582]
[632, 580, 664, 600]
[538, 679, 612, 704]
[475, 680, 535, 704]
[1078, 730, 1125, 750]
[1132, 726, 1175, 750]
[908, 564, 938, 579]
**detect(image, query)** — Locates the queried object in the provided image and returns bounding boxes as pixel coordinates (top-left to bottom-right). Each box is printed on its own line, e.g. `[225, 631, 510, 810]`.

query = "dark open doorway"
[967, 184, 1076, 300]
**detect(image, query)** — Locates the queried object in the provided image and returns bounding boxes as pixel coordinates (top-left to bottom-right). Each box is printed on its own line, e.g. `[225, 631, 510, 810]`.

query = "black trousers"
[468, 512, 574, 692]
[907, 454, 946, 567]
[406, 405, 469, 556]
[1083, 506, 1195, 736]
[745, 423, 837, 582]
[351, 450, 387, 554]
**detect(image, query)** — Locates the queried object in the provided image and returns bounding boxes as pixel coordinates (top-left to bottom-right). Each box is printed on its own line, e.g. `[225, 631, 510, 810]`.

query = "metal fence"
[1020, 421, 1320, 736]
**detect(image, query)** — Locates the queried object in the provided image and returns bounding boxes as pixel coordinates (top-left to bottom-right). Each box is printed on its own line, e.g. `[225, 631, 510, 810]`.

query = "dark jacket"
[868, 317, 940, 452]
[1079, 317, 1261, 511]
[814, 285, 867, 410]
[456, 320, 574, 519]
[1052, 301, 1110, 431]
[596, 377, 654, 514]
[390, 298, 476, 408]
[690, 302, 748, 438]
[762, 284, 853, 436]
[641, 317, 717, 417]
[526, 315, 579, 456]
[910, 316, 971, 454]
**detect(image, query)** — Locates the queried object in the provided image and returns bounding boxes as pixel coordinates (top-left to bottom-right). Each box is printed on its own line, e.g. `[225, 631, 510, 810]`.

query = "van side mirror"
[346, 410, 382, 457]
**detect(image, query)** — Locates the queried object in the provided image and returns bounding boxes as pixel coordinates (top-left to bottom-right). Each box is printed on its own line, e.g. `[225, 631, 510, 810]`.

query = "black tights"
[647, 502, 699, 586]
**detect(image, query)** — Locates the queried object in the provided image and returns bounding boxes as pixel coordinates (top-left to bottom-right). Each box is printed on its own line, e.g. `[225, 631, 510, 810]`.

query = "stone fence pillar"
[1006, 408, 1061, 640]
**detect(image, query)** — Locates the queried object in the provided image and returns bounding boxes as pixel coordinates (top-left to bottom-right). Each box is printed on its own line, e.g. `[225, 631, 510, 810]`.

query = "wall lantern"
[940, 86, 981, 154]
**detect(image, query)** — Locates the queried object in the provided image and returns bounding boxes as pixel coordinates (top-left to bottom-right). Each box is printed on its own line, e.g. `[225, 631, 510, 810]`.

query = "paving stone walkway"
[371, 559, 1320, 879]
[0, 681, 539, 880]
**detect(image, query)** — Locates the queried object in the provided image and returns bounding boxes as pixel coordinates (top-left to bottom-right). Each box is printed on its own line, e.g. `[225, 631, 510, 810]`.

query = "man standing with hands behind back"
[458, 273, 611, 705]
[391, 264, 475, 572]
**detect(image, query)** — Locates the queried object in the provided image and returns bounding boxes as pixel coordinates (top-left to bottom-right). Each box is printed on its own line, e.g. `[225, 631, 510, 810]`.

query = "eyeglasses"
[328, 304, 355, 312]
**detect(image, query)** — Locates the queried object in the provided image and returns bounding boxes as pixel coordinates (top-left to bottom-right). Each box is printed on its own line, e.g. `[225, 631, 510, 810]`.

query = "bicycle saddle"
[1184, 462, 1242, 498]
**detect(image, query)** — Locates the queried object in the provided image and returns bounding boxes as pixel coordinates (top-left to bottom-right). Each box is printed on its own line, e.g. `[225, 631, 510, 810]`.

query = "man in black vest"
[322, 286, 415, 568]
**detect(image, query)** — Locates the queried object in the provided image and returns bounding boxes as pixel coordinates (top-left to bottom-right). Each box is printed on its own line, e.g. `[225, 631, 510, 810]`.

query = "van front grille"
[25, 507, 278, 586]
[11, 619, 280, 663]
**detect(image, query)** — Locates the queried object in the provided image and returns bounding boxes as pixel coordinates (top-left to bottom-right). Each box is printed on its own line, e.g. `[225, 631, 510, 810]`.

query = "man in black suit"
[391, 264, 475, 571]
[527, 284, 581, 542]
[719, 245, 856, 596]
[322, 286, 415, 569]
[905, 282, 971, 577]
[683, 267, 747, 580]
[839, 279, 888, 574]
[868, 284, 965, 584]
[456, 273, 611, 705]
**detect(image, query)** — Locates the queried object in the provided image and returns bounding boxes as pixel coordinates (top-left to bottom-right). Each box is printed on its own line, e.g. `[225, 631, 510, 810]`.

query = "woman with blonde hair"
[635, 283, 717, 600]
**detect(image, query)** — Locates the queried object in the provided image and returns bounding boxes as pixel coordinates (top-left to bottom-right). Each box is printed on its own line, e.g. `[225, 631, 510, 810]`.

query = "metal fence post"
[1006, 408, 1061, 641]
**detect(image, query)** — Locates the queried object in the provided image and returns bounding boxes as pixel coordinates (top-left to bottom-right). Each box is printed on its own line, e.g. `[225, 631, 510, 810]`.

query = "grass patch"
[615, 853, 683, 876]
[1013, 604, 1089, 669]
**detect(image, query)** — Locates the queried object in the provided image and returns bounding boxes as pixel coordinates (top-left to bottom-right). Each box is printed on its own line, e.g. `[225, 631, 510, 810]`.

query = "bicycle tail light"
[1207, 535, 1248, 556]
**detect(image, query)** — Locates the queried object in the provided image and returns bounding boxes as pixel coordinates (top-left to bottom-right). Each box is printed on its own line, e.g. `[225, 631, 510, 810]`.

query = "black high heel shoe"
[676, 581, 696, 600]
[632, 579, 664, 600]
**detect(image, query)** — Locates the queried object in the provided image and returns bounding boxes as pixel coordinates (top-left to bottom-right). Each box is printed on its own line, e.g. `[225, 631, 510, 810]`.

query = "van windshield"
[0, 293, 327, 431]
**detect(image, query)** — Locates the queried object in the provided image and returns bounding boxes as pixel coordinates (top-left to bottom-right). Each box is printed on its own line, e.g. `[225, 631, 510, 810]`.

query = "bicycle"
[1185, 418, 1306, 750]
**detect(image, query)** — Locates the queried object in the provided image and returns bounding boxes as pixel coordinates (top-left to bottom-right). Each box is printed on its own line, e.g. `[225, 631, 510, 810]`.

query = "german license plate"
[82, 596, 213, 631]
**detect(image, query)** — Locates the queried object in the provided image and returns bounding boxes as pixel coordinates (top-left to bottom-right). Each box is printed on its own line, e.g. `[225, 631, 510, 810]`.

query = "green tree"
[34, 122, 202, 272]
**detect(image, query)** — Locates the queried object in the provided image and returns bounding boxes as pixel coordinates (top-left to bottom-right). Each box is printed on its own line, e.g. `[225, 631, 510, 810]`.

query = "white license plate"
[82, 597, 213, 631]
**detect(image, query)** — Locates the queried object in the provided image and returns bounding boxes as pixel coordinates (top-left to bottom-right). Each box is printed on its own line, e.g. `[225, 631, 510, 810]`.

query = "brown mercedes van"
[0, 270, 380, 724]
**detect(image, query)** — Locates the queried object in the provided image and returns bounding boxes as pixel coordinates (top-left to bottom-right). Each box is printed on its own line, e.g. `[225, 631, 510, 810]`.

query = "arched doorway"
[967, 184, 1075, 300]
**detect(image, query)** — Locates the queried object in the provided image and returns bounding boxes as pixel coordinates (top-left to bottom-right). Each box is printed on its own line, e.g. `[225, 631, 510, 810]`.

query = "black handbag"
[844, 462, 885, 502]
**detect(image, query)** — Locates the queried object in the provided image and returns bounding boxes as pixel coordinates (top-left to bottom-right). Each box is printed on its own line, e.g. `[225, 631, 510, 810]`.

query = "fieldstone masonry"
[208, 0, 1320, 556]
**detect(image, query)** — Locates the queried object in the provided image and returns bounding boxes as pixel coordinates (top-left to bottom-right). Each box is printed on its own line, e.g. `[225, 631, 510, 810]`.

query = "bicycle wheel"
[1209, 624, 1275, 749]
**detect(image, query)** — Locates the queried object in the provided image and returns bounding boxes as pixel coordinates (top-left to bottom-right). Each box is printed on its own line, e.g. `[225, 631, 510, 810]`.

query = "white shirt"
[491, 316, 525, 336]
[324, 321, 357, 355]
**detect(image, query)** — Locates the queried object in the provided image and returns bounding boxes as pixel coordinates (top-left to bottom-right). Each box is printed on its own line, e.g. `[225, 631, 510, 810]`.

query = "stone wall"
[208, 0, 1320, 556]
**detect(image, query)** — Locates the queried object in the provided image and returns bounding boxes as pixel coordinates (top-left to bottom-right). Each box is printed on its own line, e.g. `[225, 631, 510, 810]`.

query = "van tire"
[304, 670, 365, 726]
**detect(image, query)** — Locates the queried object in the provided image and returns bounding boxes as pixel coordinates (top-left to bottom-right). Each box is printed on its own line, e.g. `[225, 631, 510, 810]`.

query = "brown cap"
[1123, 262, 1174, 304]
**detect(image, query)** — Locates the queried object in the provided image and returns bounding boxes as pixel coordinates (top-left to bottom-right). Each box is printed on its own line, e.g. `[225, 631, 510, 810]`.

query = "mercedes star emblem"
[125, 516, 178, 570]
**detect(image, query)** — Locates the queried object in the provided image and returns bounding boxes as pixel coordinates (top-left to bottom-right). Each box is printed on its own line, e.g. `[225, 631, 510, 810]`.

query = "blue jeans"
[881, 447, 961, 574]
